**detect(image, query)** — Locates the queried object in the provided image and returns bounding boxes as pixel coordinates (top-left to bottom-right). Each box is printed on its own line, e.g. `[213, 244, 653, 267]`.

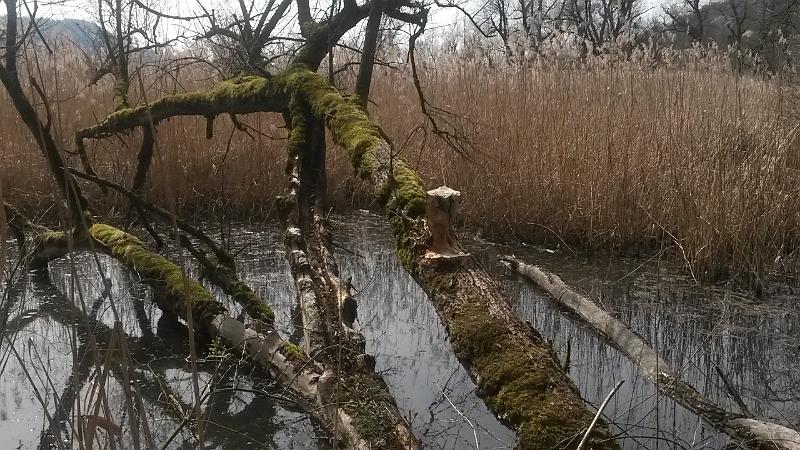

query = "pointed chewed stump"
[424, 186, 470, 262]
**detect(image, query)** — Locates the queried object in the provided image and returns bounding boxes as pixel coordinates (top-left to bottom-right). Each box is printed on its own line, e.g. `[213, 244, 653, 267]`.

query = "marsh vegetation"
[0, 0, 798, 448]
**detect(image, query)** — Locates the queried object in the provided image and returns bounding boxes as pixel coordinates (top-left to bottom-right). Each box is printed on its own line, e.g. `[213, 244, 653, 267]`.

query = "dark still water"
[0, 211, 797, 449]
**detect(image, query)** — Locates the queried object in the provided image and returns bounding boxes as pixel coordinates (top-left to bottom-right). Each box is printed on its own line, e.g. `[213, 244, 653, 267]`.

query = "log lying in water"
[291, 71, 616, 449]
[74, 68, 616, 448]
[5, 208, 409, 448]
[499, 254, 800, 450]
[279, 96, 419, 449]
[66, 168, 274, 327]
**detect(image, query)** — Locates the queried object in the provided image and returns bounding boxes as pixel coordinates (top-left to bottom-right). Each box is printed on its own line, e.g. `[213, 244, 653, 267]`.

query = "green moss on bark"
[280, 341, 309, 364]
[281, 69, 428, 272]
[340, 372, 404, 448]
[78, 75, 288, 140]
[89, 224, 226, 325]
[231, 280, 275, 323]
[201, 263, 275, 325]
[447, 300, 614, 449]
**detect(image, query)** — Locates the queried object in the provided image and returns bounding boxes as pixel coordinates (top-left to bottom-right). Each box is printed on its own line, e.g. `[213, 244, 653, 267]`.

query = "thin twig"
[578, 380, 624, 450]
[434, 381, 480, 450]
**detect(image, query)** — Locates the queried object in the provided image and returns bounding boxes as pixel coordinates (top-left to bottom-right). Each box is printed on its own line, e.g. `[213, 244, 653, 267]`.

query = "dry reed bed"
[370, 59, 799, 279]
[1, 52, 797, 278]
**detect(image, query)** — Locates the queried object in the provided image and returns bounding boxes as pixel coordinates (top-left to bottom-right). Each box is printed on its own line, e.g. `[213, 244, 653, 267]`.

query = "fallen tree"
[6, 210, 414, 447]
[2, 0, 620, 446]
[278, 95, 419, 448]
[499, 255, 800, 450]
[66, 168, 274, 326]
[74, 67, 616, 449]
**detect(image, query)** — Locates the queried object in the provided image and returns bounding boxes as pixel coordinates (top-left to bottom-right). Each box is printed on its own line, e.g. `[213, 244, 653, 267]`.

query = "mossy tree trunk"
[280, 96, 419, 449]
[72, 68, 619, 449]
[1, 0, 427, 446]
[4, 215, 389, 445]
[293, 70, 618, 449]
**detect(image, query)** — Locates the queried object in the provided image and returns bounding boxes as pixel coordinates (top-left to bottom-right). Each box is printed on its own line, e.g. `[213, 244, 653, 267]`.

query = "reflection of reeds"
[1, 43, 797, 278]
[0, 252, 305, 448]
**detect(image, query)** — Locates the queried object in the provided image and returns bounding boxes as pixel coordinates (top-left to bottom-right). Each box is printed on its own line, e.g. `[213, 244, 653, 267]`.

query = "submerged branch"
[68, 169, 273, 325]
[13, 221, 333, 438]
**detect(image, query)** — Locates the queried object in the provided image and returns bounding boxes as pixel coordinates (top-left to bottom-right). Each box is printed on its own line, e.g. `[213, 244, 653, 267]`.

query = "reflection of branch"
[714, 365, 753, 418]
[434, 381, 480, 449]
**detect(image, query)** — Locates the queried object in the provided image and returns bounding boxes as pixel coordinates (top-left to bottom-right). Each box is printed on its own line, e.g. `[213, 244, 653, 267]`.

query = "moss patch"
[78, 75, 288, 140]
[280, 341, 309, 365]
[447, 297, 614, 449]
[281, 68, 429, 272]
[230, 279, 275, 324]
[340, 372, 403, 448]
[89, 224, 226, 325]
[203, 263, 275, 325]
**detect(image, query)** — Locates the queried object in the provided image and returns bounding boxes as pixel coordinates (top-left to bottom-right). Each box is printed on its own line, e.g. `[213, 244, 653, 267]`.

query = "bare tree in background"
[662, 0, 706, 43]
[85, 0, 173, 109]
[559, 0, 643, 51]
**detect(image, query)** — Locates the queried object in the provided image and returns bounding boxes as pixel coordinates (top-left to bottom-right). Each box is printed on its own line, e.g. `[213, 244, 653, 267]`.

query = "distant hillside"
[43, 18, 99, 48]
[0, 16, 99, 49]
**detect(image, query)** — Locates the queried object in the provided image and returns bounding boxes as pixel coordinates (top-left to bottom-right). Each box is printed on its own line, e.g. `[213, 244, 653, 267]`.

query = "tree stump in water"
[425, 186, 469, 261]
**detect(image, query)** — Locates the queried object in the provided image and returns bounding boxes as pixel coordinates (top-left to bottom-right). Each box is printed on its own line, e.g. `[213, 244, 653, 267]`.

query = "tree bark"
[500, 255, 800, 450]
[291, 70, 616, 449]
[71, 68, 618, 448]
[354, 0, 385, 109]
[7, 214, 412, 448]
[279, 96, 420, 449]
[131, 124, 155, 194]
[0, 72, 88, 225]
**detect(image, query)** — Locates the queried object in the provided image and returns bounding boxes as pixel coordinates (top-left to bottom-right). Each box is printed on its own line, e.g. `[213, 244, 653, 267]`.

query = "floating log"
[499, 254, 800, 450]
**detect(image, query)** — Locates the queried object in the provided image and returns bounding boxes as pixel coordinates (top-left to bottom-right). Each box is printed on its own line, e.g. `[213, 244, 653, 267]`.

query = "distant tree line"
[458, 0, 800, 72]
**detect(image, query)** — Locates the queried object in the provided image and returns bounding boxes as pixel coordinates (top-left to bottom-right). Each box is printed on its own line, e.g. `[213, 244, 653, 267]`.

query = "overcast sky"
[36, 0, 668, 39]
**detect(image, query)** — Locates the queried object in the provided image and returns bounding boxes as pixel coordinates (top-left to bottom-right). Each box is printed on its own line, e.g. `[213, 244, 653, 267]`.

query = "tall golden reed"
[1, 43, 797, 279]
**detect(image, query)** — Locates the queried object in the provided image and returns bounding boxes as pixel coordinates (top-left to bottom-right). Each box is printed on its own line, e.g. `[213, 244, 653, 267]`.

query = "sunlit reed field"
[2, 47, 798, 281]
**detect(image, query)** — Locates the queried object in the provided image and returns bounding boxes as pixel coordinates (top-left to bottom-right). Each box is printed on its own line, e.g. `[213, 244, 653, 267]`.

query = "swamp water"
[0, 211, 797, 449]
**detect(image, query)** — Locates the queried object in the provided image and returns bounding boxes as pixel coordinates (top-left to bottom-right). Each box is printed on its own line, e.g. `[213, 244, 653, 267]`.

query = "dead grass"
[2, 45, 798, 279]
[368, 54, 800, 280]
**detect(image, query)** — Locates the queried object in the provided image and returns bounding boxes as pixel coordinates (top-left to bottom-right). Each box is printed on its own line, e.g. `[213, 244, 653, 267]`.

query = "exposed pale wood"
[425, 186, 468, 260]
[5, 213, 408, 449]
[69, 69, 615, 448]
[297, 79, 616, 448]
[279, 98, 420, 449]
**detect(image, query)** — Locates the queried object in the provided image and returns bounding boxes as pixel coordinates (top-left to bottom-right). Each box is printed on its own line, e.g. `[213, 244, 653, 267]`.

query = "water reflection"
[0, 251, 324, 449]
[475, 240, 800, 449]
[0, 211, 798, 449]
